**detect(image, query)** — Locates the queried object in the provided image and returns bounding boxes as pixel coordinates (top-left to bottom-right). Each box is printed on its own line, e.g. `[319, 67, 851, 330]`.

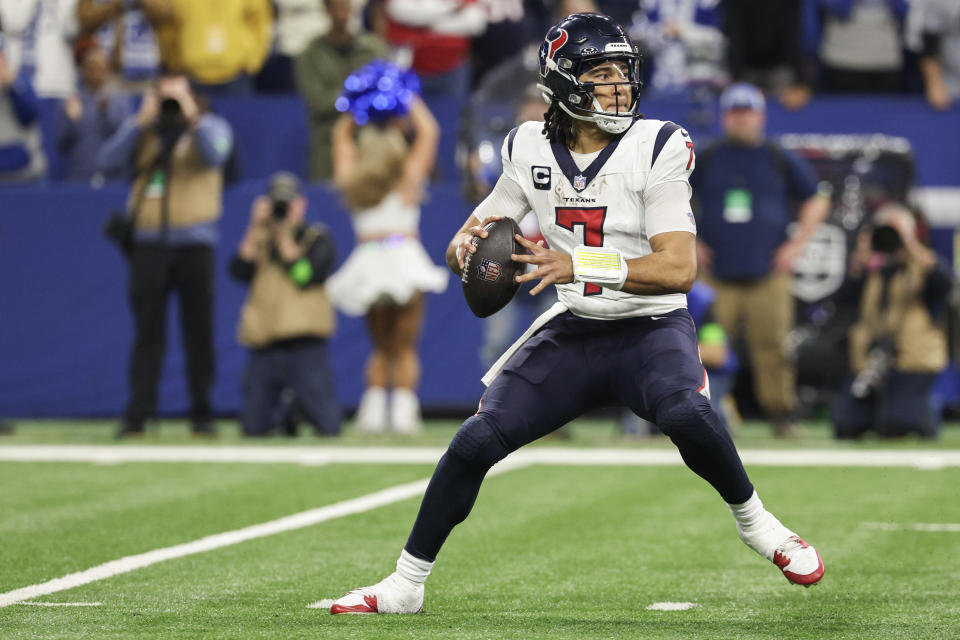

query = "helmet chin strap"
[558, 100, 635, 135]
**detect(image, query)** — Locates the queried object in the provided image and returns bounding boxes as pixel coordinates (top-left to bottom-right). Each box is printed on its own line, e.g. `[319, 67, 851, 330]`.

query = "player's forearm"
[620, 251, 696, 295]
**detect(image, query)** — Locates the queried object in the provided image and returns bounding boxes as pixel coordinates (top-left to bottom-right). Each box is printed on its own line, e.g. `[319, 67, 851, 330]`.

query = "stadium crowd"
[1, 0, 957, 186]
[0, 0, 956, 439]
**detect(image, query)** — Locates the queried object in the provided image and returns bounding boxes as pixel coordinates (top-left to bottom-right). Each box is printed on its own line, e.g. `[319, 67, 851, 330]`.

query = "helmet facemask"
[539, 54, 641, 135]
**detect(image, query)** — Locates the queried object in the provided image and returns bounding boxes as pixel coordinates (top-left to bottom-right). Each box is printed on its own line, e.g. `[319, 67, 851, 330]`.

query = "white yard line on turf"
[862, 522, 960, 532]
[18, 602, 102, 607]
[646, 602, 698, 611]
[0, 445, 448, 466]
[0, 456, 532, 608]
[1, 445, 960, 468]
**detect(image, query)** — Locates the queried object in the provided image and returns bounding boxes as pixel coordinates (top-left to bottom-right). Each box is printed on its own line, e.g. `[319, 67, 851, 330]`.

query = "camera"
[267, 172, 300, 221]
[156, 97, 187, 155]
[868, 202, 917, 254]
[159, 98, 182, 126]
[871, 224, 902, 254]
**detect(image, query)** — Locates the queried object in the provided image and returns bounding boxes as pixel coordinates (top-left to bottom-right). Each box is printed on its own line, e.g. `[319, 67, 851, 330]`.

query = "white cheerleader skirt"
[326, 234, 449, 316]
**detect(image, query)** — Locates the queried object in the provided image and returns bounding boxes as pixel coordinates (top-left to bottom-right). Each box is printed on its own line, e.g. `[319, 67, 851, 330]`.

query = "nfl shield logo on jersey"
[574, 174, 587, 190]
[478, 258, 502, 282]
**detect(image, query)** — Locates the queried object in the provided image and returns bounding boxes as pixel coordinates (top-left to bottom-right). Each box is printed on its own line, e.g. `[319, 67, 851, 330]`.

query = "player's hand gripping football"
[511, 235, 574, 295]
[451, 215, 503, 271]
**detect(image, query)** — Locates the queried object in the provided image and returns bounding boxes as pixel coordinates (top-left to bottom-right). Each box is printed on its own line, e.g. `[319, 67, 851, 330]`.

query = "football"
[461, 218, 524, 318]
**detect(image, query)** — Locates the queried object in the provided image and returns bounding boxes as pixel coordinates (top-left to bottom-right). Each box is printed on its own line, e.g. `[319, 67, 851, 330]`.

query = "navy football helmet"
[537, 13, 642, 134]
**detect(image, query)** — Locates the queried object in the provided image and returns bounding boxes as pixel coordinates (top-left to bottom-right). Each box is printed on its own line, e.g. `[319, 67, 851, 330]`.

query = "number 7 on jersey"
[556, 206, 608, 296]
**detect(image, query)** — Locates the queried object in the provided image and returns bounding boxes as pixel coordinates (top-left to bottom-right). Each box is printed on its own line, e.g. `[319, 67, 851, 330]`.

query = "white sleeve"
[473, 172, 530, 223]
[473, 129, 531, 222]
[645, 181, 697, 239]
[646, 126, 695, 193]
[644, 125, 696, 238]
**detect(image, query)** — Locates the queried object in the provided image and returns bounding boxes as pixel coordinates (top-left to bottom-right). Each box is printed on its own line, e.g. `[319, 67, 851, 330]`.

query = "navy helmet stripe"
[507, 126, 520, 161]
[651, 121, 681, 168]
[549, 120, 636, 193]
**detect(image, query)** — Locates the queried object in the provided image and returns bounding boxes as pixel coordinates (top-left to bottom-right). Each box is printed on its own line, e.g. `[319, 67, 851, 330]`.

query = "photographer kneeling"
[229, 174, 342, 437]
[832, 202, 953, 440]
[99, 74, 233, 437]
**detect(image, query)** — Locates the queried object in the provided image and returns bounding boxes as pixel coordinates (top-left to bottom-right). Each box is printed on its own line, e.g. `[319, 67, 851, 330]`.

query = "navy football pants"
[405, 310, 754, 562]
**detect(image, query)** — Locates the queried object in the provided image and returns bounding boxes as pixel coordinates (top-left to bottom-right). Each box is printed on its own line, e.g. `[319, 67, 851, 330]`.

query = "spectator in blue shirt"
[691, 82, 830, 437]
[0, 47, 46, 182]
[55, 38, 131, 182]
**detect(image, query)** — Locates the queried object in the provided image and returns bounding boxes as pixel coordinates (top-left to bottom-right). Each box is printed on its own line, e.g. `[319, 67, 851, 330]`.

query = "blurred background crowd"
[1, 0, 959, 441]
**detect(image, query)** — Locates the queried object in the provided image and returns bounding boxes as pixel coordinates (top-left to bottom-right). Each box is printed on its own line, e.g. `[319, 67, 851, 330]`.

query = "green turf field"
[2, 420, 959, 639]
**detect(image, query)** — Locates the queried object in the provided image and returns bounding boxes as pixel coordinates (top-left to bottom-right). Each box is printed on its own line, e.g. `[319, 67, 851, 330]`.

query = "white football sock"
[728, 490, 766, 528]
[728, 491, 792, 561]
[395, 549, 434, 586]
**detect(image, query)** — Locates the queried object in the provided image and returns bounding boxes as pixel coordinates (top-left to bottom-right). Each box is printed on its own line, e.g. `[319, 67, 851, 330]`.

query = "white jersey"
[497, 118, 697, 319]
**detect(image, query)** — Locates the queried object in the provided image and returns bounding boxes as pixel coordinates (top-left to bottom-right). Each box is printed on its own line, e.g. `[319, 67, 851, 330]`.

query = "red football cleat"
[773, 535, 824, 586]
[330, 593, 379, 614]
[329, 573, 423, 615]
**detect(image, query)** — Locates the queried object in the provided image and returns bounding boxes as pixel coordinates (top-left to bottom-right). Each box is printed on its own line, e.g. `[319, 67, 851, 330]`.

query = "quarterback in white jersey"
[328, 13, 823, 616]
[484, 116, 698, 320]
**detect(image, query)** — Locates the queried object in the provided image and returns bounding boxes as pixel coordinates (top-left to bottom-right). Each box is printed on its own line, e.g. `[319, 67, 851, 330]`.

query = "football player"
[329, 12, 824, 615]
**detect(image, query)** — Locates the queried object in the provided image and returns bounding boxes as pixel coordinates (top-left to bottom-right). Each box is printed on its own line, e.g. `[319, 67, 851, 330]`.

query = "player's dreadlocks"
[542, 101, 575, 147]
[542, 100, 643, 146]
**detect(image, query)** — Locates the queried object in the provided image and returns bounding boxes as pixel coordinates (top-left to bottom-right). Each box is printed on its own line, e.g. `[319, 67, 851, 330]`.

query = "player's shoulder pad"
[504, 120, 547, 162]
[649, 120, 693, 168]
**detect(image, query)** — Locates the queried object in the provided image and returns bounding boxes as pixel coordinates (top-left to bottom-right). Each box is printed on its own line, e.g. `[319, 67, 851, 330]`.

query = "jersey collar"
[550, 121, 635, 193]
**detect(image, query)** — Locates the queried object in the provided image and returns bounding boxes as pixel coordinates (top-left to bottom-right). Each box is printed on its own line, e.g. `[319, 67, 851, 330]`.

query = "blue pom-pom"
[337, 59, 421, 125]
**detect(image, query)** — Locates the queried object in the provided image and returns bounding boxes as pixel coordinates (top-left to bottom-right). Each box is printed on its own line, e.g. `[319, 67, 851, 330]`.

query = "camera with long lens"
[159, 98, 184, 130]
[850, 335, 895, 398]
[267, 172, 300, 221]
[871, 224, 903, 254]
[157, 97, 187, 154]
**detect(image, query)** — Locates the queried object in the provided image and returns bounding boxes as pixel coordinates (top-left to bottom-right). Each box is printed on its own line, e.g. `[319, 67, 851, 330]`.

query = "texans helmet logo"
[478, 258, 502, 282]
[546, 28, 568, 62]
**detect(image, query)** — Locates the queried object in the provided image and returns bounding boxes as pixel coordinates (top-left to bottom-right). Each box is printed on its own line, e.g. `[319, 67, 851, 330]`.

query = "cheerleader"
[326, 61, 448, 434]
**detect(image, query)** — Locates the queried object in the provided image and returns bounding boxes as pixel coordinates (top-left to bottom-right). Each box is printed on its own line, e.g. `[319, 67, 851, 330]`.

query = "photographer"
[98, 73, 233, 437]
[832, 202, 953, 440]
[229, 173, 341, 437]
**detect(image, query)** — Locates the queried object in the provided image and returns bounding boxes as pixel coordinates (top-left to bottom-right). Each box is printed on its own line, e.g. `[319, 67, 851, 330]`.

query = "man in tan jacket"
[229, 173, 341, 437]
[833, 202, 952, 440]
[98, 74, 233, 437]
